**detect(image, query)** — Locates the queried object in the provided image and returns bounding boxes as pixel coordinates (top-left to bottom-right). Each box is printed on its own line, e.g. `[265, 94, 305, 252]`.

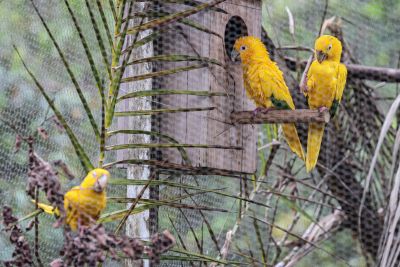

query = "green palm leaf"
[15, 47, 94, 172]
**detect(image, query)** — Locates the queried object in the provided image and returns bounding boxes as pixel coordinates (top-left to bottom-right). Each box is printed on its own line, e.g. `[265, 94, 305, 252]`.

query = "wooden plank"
[229, 0, 261, 9]
[205, 0, 260, 173]
[186, 8, 211, 167]
[241, 0, 260, 173]
[207, 1, 234, 171]
[118, 3, 153, 267]
[104, 159, 254, 177]
[154, 0, 261, 173]
[156, 2, 191, 165]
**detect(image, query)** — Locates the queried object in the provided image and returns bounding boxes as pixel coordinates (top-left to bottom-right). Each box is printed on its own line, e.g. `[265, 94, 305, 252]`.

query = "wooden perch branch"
[284, 56, 400, 83]
[231, 109, 330, 124]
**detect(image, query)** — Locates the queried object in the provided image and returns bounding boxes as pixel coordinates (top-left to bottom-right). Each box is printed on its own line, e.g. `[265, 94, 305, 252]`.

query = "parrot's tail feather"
[31, 200, 60, 216]
[306, 123, 325, 172]
[281, 123, 305, 161]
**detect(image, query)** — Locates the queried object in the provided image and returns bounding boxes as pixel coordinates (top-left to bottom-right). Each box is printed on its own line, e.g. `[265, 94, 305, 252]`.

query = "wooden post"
[231, 109, 330, 124]
[119, 3, 152, 267]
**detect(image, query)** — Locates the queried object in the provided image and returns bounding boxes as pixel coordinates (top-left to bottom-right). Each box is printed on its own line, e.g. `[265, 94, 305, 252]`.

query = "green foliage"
[0, 0, 398, 266]
[0, 0, 239, 264]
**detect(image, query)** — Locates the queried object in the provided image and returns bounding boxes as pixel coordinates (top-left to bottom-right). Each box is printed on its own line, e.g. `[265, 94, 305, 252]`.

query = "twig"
[396, 51, 400, 95]
[276, 210, 345, 267]
[209, 230, 232, 267]
[99, 81, 106, 167]
[252, 216, 350, 267]
[276, 45, 314, 53]
[318, 0, 330, 36]
[258, 140, 281, 151]
[264, 146, 282, 261]
[114, 171, 156, 234]
[260, 189, 342, 211]
[34, 187, 44, 267]
[299, 56, 313, 93]
[167, 216, 196, 267]
[186, 193, 221, 254]
[285, 6, 302, 81]
[211, 145, 280, 266]
[252, 215, 267, 266]
[178, 209, 205, 265]
[264, 4, 281, 48]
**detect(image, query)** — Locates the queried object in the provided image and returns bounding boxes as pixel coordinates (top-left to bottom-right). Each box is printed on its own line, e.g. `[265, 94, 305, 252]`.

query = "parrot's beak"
[316, 51, 327, 63]
[231, 49, 240, 62]
[94, 174, 108, 193]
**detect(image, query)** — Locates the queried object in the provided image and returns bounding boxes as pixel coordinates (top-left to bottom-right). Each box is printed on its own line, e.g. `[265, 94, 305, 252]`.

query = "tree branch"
[275, 210, 345, 267]
[284, 56, 400, 83]
[231, 109, 330, 124]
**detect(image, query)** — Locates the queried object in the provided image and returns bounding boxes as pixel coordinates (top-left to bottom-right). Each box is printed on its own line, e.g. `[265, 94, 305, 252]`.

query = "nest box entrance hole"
[223, 15, 249, 118]
[224, 16, 248, 62]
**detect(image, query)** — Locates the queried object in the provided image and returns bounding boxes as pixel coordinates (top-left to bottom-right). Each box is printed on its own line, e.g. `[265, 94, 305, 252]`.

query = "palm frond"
[29, 0, 100, 140]
[114, 107, 215, 116]
[15, 46, 94, 172]
[84, 0, 112, 80]
[63, 0, 104, 97]
[117, 89, 228, 101]
[125, 0, 227, 35]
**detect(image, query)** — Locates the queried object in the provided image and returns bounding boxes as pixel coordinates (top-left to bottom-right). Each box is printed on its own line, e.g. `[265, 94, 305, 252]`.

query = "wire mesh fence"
[0, 0, 399, 266]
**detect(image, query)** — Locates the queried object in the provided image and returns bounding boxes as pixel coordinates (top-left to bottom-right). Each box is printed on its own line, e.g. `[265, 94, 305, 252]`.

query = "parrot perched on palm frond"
[305, 35, 347, 172]
[232, 36, 305, 161]
[35, 168, 110, 231]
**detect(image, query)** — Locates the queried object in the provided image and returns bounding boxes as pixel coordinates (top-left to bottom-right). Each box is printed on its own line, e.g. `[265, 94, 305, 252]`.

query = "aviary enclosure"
[0, 0, 400, 266]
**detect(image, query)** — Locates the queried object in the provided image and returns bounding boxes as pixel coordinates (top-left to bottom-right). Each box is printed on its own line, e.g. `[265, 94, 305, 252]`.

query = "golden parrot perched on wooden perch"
[232, 36, 305, 161]
[305, 35, 347, 172]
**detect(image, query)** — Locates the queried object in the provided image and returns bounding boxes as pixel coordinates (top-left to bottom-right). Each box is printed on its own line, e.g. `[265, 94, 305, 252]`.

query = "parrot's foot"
[253, 107, 272, 116]
[318, 106, 329, 113]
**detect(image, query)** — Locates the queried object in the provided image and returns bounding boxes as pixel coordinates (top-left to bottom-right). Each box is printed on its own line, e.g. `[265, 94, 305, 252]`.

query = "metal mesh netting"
[0, 0, 399, 266]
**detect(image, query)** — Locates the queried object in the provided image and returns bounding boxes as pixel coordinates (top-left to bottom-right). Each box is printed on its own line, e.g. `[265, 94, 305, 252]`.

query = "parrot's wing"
[64, 187, 81, 225]
[259, 65, 295, 110]
[305, 61, 318, 97]
[335, 63, 347, 102]
[64, 186, 80, 199]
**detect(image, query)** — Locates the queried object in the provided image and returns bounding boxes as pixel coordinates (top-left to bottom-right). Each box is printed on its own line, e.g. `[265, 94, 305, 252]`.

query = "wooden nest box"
[119, 1, 262, 175]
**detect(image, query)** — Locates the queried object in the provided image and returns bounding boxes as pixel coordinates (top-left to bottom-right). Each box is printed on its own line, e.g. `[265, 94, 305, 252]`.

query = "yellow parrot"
[232, 36, 305, 161]
[35, 168, 110, 231]
[305, 35, 347, 172]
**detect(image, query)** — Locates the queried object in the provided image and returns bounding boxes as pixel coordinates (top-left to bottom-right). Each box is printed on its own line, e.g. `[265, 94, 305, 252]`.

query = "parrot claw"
[262, 108, 274, 114]
[253, 107, 272, 116]
[252, 107, 262, 116]
[318, 106, 328, 113]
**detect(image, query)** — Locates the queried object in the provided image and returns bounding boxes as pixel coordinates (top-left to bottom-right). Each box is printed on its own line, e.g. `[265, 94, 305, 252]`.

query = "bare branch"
[276, 210, 345, 267]
[231, 110, 330, 124]
[285, 57, 400, 83]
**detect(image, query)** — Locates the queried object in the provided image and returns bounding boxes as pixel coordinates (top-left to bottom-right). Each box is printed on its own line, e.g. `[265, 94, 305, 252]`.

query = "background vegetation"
[0, 0, 399, 266]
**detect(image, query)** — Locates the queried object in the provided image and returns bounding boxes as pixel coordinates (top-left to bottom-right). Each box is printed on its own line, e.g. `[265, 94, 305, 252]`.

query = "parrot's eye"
[92, 171, 97, 177]
[327, 44, 332, 51]
[240, 45, 247, 51]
